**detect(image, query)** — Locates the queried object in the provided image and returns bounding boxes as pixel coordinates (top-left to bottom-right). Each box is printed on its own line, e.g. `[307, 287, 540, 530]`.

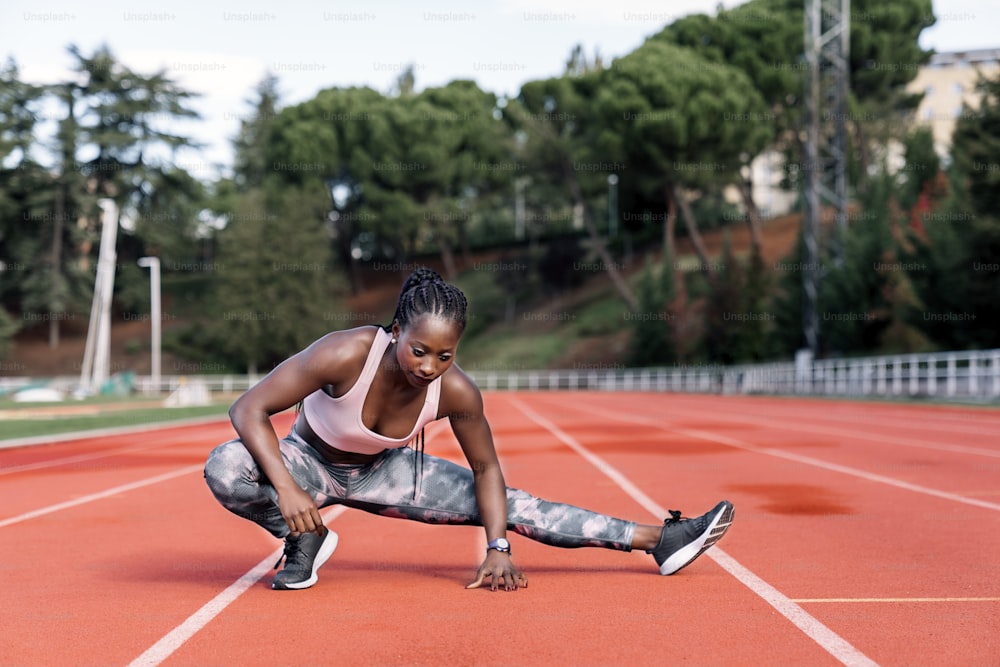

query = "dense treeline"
[1, 0, 997, 373]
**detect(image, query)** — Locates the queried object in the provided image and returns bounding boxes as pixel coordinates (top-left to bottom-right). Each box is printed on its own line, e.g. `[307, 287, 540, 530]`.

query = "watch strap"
[486, 538, 511, 553]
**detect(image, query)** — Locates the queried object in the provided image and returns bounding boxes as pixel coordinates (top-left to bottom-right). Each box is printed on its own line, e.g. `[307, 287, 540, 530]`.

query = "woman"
[204, 268, 734, 591]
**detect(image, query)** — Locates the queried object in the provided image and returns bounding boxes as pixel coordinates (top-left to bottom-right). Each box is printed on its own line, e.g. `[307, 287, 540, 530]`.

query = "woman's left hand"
[466, 551, 528, 591]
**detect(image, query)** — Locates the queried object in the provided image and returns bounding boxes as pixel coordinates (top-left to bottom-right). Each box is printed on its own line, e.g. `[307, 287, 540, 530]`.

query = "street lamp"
[137, 256, 161, 394]
[607, 174, 619, 238]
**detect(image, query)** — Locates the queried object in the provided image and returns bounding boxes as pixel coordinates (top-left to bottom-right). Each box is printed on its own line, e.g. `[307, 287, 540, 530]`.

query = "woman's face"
[392, 315, 462, 388]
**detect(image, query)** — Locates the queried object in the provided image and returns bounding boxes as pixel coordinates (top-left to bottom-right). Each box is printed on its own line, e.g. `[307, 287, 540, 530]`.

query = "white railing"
[3, 349, 999, 402]
[467, 349, 1000, 401]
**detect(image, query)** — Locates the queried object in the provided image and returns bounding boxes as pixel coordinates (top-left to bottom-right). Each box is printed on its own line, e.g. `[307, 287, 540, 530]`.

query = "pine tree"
[627, 252, 676, 366]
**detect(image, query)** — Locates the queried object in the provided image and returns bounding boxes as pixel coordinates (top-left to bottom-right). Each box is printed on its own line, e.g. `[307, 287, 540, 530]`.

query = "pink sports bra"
[300, 327, 442, 455]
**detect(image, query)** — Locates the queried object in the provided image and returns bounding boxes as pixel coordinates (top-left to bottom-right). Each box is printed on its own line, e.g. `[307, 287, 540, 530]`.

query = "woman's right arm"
[227, 329, 362, 536]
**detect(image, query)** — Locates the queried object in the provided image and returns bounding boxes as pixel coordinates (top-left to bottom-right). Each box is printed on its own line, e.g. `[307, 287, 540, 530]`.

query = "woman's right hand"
[277, 484, 325, 536]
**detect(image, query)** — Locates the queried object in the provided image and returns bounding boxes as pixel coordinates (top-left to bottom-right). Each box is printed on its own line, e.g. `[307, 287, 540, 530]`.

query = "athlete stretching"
[204, 268, 734, 590]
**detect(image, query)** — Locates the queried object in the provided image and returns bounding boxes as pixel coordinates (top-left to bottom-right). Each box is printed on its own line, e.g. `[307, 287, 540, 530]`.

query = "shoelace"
[274, 537, 302, 570]
[664, 509, 684, 525]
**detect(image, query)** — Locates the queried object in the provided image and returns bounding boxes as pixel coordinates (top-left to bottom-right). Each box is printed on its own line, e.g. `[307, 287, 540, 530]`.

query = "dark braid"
[387, 267, 468, 332]
[384, 267, 466, 499]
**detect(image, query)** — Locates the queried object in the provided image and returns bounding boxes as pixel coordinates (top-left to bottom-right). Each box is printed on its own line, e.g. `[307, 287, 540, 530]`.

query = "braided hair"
[384, 267, 468, 500]
[387, 267, 468, 333]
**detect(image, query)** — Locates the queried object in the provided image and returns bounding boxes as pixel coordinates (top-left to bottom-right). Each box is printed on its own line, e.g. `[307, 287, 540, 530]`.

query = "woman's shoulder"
[305, 325, 383, 376]
[438, 363, 483, 415]
[319, 324, 382, 349]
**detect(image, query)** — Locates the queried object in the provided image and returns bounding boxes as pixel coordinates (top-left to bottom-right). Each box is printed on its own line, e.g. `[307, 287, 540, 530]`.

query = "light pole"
[607, 174, 619, 238]
[137, 257, 161, 394]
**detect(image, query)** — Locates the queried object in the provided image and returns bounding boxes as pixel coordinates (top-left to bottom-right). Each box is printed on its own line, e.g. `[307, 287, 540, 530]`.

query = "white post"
[946, 354, 957, 397]
[79, 199, 119, 395]
[992, 352, 1000, 399]
[137, 257, 161, 395]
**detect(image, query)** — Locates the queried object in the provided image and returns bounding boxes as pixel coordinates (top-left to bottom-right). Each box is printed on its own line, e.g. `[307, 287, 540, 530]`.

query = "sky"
[2, 0, 997, 180]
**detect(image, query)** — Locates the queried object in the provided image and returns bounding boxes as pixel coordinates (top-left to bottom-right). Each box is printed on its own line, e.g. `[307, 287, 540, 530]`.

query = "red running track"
[0, 394, 997, 666]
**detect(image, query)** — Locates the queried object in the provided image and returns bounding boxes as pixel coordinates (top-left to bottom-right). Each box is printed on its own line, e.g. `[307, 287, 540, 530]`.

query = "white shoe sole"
[273, 530, 340, 590]
[659, 502, 734, 575]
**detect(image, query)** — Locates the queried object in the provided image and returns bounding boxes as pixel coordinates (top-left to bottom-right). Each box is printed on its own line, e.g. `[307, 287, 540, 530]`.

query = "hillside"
[8, 212, 804, 377]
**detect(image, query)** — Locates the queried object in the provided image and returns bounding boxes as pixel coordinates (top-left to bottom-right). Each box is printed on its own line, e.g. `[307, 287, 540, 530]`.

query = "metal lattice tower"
[803, 0, 850, 357]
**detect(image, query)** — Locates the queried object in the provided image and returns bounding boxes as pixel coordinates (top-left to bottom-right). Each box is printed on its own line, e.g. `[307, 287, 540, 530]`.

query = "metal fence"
[3, 348, 999, 402]
[466, 349, 1000, 401]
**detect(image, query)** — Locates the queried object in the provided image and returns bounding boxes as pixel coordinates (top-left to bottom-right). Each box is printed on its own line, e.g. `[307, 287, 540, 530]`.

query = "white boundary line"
[694, 399, 1000, 438]
[793, 597, 1000, 603]
[507, 396, 879, 667]
[556, 397, 1000, 513]
[127, 506, 348, 667]
[652, 401, 1000, 459]
[0, 464, 204, 529]
[0, 414, 230, 451]
[0, 438, 212, 477]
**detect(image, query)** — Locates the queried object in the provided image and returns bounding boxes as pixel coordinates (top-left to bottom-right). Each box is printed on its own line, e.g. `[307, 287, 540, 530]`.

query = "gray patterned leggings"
[204, 430, 635, 551]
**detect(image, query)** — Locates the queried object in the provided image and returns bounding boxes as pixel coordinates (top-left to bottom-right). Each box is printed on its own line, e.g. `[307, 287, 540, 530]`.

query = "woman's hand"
[277, 484, 325, 536]
[466, 551, 528, 591]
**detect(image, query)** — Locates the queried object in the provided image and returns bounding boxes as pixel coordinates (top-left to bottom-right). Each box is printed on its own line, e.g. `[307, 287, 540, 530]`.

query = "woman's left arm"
[444, 369, 528, 591]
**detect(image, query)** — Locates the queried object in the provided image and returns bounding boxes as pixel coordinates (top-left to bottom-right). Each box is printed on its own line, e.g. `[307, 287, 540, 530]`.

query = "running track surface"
[1, 393, 998, 667]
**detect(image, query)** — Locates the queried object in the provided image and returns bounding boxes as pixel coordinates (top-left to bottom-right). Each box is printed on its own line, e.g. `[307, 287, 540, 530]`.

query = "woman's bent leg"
[344, 448, 636, 551]
[203, 436, 345, 538]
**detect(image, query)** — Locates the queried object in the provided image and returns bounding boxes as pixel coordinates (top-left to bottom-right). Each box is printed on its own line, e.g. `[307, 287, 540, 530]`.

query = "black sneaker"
[272, 529, 339, 590]
[648, 500, 734, 575]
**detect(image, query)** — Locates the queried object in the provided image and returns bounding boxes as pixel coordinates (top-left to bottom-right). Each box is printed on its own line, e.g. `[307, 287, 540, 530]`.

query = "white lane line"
[670, 398, 1000, 439]
[0, 464, 204, 529]
[554, 397, 1000, 513]
[0, 441, 189, 477]
[508, 396, 879, 667]
[0, 414, 230, 451]
[590, 396, 1000, 460]
[793, 597, 1000, 603]
[127, 505, 348, 667]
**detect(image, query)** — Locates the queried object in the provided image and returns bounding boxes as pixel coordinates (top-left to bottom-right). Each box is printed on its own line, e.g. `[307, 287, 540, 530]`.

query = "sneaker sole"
[659, 501, 734, 575]
[272, 530, 340, 590]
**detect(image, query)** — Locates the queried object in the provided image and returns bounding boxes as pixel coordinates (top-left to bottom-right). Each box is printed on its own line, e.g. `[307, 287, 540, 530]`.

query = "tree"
[514, 76, 639, 309]
[233, 74, 280, 192]
[901, 69, 1000, 350]
[6, 45, 204, 349]
[591, 39, 772, 276]
[0, 57, 81, 348]
[208, 186, 338, 372]
[950, 72, 1000, 216]
[627, 253, 677, 366]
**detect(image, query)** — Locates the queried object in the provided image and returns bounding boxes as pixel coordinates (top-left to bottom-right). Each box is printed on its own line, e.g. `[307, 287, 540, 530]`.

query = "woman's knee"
[203, 439, 254, 498]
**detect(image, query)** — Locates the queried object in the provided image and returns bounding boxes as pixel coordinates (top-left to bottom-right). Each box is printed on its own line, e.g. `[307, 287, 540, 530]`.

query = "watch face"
[496, 538, 510, 549]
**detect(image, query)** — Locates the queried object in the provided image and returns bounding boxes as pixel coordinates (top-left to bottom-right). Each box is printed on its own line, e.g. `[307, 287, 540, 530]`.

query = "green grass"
[457, 327, 569, 371]
[0, 403, 231, 441]
[572, 291, 628, 337]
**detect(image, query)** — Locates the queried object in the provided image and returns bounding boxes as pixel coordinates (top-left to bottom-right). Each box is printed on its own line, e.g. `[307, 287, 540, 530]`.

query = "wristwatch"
[486, 537, 511, 554]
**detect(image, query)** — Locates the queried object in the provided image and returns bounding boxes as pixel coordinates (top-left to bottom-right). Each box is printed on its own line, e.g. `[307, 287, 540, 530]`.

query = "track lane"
[150, 396, 847, 667]
[0, 417, 279, 666]
[0, 421, 237, 520]
[551, 394, 1000, 507]
[524, 392, 1000, 666]
[6, 394, 998, 666]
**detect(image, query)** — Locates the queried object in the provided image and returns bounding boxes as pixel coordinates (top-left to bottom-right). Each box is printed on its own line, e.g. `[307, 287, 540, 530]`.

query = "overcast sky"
[2, 0, 995, 178]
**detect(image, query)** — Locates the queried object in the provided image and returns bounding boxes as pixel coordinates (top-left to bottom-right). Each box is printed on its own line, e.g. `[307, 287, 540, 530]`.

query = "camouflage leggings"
[204, 430, 635, 551]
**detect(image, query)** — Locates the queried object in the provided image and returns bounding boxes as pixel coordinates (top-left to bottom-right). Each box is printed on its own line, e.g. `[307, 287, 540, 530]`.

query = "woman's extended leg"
[340, 445, 734, 575]
[339, 446, 638, 551]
